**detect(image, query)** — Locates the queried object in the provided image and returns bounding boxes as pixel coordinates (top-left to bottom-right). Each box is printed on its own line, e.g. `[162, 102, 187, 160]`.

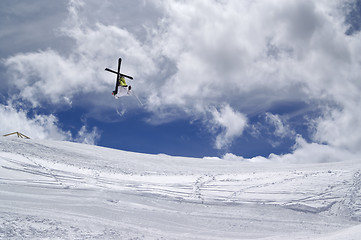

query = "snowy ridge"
[1, 138, 361, 239]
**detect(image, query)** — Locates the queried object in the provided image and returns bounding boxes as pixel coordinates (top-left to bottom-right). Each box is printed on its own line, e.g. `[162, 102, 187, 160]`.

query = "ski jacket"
[119, 76, 127, 87]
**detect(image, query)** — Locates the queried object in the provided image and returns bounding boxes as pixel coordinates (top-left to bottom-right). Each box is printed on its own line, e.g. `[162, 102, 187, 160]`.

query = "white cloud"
[5, 50, 89, 107]
[4, 0, 156, 109]
[269, 135, 359, 163]
[221, 153, 268, 163]
[0, 101, 101, 145]
[75, 125, 101, 145]
[148, 0, 361, 157]
[0, 102, 71, 140]
[221, 135, 359, 164]
[3, 0, 361, 158]
[312, 104, 361, 153]
[210, 104, 247, 149]
[265, 113, 295, 139]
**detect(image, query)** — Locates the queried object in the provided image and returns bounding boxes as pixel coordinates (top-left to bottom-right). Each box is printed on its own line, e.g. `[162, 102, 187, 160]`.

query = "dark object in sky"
[105, 58, 134, 80]
[105, 58, 133, 97]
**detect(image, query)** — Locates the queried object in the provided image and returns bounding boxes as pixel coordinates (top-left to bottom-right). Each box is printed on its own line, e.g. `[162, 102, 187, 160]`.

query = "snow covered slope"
[1, 137, 361, 239]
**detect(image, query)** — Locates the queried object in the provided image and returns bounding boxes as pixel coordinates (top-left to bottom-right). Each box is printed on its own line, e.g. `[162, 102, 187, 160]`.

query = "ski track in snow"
[1, 138, 361, 239]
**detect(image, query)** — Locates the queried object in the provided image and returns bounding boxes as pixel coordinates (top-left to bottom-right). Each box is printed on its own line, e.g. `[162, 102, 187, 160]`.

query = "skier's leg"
[113, 77, 119, 95]
[113, 58, 122, 95]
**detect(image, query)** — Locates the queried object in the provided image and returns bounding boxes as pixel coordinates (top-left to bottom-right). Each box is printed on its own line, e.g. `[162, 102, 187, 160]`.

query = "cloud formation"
[267, 113, 295, 136]
[2, 0, 361, 162]
[0, 102, 70, 140]
[4, 1, 155, 108]
[146, 0, 361, 161]
[210, 104, 248, 149]
[0, 101, 101, 144]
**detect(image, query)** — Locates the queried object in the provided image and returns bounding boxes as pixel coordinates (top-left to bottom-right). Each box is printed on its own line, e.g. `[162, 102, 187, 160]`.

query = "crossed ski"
[105, 58, 134, 80]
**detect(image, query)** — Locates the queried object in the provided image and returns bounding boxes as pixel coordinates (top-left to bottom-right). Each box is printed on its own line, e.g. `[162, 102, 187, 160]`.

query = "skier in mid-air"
[105, 58, 133, 98]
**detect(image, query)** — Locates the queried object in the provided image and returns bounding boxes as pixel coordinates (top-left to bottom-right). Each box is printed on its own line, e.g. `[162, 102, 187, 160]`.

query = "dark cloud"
[345, 0, 361, 35]
[0, 0, 70, 56]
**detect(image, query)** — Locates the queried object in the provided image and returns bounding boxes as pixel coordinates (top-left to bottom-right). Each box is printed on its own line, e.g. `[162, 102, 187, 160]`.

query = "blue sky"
[1, 0, 361, 162]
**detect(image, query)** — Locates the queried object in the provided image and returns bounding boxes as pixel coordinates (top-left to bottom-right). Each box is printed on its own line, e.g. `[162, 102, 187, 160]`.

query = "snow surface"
[1, 137, 361, 239]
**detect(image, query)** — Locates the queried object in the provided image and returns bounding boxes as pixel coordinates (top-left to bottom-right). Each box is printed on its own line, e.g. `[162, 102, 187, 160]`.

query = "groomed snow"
[1, 137, 361, 239]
